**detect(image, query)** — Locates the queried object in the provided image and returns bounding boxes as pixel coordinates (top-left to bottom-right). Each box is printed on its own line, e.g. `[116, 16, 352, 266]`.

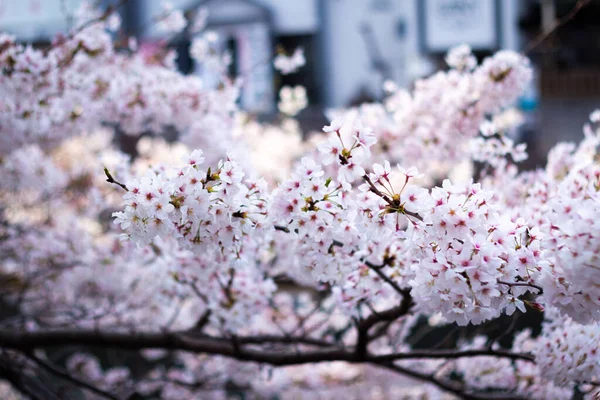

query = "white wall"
[320, 0, 419, 108]
[0, 0, 82, 40]
[320, 0, 523, 108]
[255, 0, 317, 34]
[196, 22, 274, 113]
[500, 0, 520, 50]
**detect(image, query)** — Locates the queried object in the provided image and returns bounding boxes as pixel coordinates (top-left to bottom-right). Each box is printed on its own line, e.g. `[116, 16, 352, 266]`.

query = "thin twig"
[103, 167, 129, 191]
[362, 175, 424, 221]
[355, 291, 413, 358]
[373, 361, 527, 400]
[274, 225, 290, 233]
[523, 0, 592, 55]
[0, 327, 537, 400]
[497, 280, 543, 294]
[365, 261, 406, 297]
[488, 313, 520, 350]
[23, 352, 119, 400]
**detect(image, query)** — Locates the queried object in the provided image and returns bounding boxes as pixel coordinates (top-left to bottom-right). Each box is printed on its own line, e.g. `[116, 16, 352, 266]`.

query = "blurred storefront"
[1, 0, 598, 146]
[0, 0, 522, 110]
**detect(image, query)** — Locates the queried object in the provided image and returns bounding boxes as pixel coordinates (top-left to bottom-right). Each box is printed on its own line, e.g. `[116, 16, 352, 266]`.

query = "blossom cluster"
[409, 181, 542, 325]
[278, 85, 308, 116]
[453, 331, 576, 399]
[541, 140, 600, 324]
[0, 13, 237, 163]
[469, 120, 528, 167]
[112, 150, 276, 331]
[2, 5, 600, 396]
[274, 47, 306, 75]
[535, 310, 600, 386]
[486, 112, 600, 324]
[321, 45, 532, 181]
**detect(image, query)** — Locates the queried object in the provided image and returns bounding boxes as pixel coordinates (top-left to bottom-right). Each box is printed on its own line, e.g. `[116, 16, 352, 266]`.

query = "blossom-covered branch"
[1, 3, 600, 398]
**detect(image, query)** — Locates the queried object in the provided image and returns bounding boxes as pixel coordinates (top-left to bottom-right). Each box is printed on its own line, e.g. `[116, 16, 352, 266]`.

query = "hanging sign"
[419, 0, 501, 52]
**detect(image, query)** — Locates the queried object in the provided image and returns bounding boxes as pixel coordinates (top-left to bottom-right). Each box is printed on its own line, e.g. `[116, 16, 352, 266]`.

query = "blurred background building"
[1, 0, 599, 166]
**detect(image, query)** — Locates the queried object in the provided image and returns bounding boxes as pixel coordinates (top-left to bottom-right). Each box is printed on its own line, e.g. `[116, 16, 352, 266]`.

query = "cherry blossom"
[277, 85, 308, 116]
[273, 47, 306, 75]
[1, 10, 599, 399]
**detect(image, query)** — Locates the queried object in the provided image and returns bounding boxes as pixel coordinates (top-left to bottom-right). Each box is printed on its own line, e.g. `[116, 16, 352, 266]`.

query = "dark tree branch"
[0, 328, 534, 400]
[371, 348, 534, 362]
[0, 330, 355, 365]
[355, 289, 413, 358]
[189, 310, 211, 332]
[230, 334, 337, 348]
[0, 328, 534, 363]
